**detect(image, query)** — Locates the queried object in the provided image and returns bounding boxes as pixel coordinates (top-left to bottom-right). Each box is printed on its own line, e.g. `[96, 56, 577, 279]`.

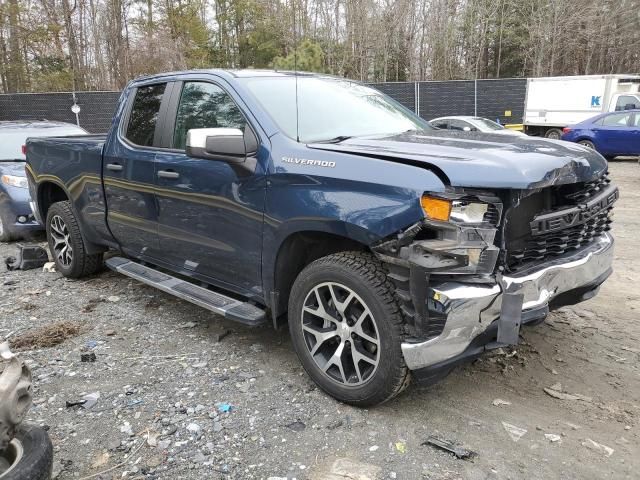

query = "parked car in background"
[0, 120, 87, 241]
[561, 110, 640, 160]
[429, 116, 526, 136]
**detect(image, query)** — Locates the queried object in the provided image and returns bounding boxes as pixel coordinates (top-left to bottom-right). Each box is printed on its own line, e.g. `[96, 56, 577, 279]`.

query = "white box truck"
[524, 75, 640, 139]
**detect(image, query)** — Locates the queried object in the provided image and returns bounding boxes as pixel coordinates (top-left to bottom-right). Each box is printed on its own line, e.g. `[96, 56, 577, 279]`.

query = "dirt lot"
[1, 161, 639, 480]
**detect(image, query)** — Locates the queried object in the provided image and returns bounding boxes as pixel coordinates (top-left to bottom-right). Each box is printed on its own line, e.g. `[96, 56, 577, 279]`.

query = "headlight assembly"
[450, 200, 489, 223]
[412, 192, 503, 274]
[421, 194, 499, 226]
[1, 175, 28, 189]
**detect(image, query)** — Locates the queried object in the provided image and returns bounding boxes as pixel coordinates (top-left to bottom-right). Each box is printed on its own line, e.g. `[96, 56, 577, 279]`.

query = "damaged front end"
[373, 173, 618, 381]
[373, 189, 503, 339]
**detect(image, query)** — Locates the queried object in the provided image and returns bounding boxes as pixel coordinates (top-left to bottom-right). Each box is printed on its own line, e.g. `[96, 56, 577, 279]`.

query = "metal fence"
[0, 91, 121, 133]
[0, 78, 527, 133]
[369, 78, 527, 125]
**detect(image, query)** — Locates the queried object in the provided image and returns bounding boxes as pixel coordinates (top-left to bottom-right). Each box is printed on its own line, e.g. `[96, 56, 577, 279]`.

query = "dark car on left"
[0, 120, 87, 241]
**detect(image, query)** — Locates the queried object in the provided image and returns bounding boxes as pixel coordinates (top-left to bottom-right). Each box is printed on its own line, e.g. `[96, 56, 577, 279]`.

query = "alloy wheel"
[301, 282, 380, 386]
[49, 215, 73, 267]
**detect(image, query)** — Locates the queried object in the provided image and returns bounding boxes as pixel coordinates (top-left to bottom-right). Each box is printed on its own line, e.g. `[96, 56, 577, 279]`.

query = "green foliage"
[163, 0, 211, 68]
[272, 40, 325, 73]
[30, 56, 73, 92]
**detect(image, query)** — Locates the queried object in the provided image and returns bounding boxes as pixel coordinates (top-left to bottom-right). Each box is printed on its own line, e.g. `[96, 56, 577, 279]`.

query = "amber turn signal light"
[421, 195, 451, 221]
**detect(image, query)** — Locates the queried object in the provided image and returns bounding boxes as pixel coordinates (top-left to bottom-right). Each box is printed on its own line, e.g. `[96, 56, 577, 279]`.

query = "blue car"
[0, 121, 87, 241]
[561, 110, 640, 159]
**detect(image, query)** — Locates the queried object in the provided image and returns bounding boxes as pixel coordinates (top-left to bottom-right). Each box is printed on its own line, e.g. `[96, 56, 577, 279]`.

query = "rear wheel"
[46, 201, 103, 278]
[544, 128, 563, 140]
[288, 252, 410, 407]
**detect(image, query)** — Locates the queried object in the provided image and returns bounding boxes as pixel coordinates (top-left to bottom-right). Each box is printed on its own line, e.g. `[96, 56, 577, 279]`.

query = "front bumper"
[0, 193, 41, 237]
[401, 232, 614, 372]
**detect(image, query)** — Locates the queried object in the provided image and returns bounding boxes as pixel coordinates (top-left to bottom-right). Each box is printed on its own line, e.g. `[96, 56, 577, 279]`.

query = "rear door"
[152, 79, 266, 295]
[103, 82, 169, 258]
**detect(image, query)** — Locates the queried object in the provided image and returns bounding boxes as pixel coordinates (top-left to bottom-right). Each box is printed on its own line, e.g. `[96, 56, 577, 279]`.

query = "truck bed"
[26, 133, 110, 248]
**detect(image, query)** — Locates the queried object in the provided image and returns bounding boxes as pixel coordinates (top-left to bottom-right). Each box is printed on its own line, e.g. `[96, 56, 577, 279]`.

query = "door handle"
[106, 163, 123, 172]
[157, 170, 180, 179]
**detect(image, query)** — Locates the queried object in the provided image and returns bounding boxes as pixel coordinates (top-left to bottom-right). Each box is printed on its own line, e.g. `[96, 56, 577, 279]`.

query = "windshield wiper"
[314, 135, 354, 144]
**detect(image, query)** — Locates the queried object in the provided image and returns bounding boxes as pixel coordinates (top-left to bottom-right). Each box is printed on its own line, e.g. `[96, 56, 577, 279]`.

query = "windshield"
[241, 76, 431, 143]
[473, 118, 505, 131]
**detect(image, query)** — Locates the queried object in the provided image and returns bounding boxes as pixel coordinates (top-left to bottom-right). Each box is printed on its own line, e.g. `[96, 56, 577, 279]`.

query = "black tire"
[578, 139, 595, 150]
[288, 252, 410, 407]
[46, 201, 103, 278]
[544, 128, 563, 140]
[0, 424, 53, 480]
[0, 211, 15, 243]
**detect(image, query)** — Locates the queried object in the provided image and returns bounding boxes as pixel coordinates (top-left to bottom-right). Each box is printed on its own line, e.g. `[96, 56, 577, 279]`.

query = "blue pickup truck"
[26, 70, 618, 406]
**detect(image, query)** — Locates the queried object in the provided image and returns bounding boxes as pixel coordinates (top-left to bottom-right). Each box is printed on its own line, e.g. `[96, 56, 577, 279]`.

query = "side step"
[105, 257, 266, 327]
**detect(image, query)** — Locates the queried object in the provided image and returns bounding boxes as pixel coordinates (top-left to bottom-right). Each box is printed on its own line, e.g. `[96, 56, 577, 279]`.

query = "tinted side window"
[126, 84, 166, 146]
[431, 121, 448, 129]
[173, 82, 246, 150]
[602, 113, 631, 127]
[615, 95, 640, 111]
[449, 119, 472, 131]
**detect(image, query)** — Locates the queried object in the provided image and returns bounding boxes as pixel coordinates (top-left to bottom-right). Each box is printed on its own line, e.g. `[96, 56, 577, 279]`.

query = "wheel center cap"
[338, 322, 351, 339]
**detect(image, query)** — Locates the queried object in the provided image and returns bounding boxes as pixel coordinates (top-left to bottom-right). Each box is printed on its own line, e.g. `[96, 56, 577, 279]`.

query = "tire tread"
[290, 251, 410, 406]
[47, 201, 102, 278]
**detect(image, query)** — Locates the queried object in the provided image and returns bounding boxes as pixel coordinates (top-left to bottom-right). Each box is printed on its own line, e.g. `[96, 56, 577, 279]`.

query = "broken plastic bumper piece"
[401, 232, 614, 371]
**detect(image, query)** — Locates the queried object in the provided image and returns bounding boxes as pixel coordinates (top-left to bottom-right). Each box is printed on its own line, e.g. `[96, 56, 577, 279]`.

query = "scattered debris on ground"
[423, 436, 477, 460]
[9, 320, 83, 350]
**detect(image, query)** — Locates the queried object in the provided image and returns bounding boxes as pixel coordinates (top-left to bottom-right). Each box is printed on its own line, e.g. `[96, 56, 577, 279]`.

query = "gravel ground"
[1, 160, 639, 480]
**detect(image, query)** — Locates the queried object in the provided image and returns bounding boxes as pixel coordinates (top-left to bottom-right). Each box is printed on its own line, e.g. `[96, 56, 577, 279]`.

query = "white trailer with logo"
[523, 74, 640, 139]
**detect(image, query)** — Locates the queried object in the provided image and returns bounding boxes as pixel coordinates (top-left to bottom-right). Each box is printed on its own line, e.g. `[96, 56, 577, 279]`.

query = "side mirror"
[186, 127, 258, 163]
[463, 126, 472, 132]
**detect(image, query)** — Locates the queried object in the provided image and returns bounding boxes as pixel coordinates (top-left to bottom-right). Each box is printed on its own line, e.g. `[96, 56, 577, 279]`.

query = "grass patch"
[10, 321, 84, 350]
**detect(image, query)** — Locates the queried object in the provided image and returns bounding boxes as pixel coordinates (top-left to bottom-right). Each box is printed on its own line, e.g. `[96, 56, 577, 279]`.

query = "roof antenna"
[293, 0, 300, 143]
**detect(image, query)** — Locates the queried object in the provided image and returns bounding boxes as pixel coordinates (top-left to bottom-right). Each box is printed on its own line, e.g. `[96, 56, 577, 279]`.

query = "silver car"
[429, 116, 527, 136]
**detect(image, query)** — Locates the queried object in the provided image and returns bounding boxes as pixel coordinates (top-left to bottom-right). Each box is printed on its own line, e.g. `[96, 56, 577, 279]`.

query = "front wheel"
[45, 201, 103, 278]
[288, 252, 410, 407]
[578, 139, 595, 150]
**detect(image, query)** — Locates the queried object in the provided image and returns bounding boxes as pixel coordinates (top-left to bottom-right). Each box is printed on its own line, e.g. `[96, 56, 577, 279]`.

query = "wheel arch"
[36, 181, 107, 255]
[265, 225, 372, 324]
[36, 180, 70, 222]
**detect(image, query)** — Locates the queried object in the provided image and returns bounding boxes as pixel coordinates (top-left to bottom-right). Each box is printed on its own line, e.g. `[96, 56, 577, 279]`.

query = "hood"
[309, 131, 607, 189]
[0, 161, 27, 176]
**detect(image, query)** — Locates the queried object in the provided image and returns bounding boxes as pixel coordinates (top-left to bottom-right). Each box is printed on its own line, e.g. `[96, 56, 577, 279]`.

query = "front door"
[103, 82, 168, 258]
[153, 80, 266, 295]
[596, 112, 633, 155]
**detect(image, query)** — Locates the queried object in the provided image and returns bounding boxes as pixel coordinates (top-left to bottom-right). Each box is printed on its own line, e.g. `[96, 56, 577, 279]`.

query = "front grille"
[507, 207, 613, 270]
[562, 173, 612, 203]
[504, 172, 615, 273]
